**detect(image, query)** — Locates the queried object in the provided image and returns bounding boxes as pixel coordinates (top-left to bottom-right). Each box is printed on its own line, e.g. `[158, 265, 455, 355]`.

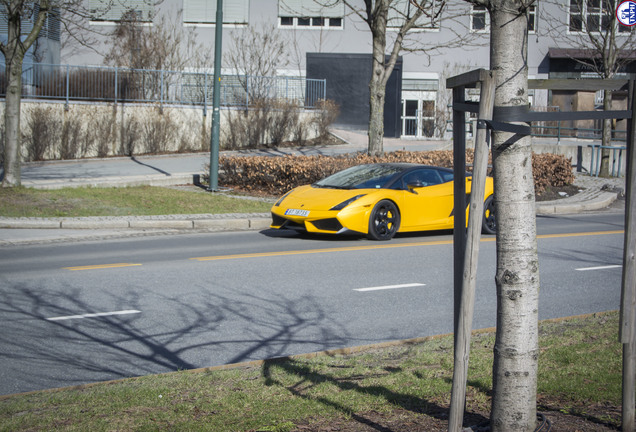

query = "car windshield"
[314, 165, 404, 189]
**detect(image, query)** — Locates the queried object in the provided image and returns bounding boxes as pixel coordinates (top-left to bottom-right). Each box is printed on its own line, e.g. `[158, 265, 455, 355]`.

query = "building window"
[89, 0, 154, 22]
[183, 0, 248, 25]
[471, 5, 488, 32]
[279, 16, 342, 28]
[528, 4, 536, 33]
[278, 0, 344, 29]
[569, 0, 618, 33]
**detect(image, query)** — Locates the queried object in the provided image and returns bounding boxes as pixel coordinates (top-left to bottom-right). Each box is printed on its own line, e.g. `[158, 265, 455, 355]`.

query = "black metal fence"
[0, 63, 327, 109]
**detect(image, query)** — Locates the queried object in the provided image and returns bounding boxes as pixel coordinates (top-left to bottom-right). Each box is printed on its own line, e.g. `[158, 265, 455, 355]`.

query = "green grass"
[0, 186, 273, 218]
[0, 312, 623, 431]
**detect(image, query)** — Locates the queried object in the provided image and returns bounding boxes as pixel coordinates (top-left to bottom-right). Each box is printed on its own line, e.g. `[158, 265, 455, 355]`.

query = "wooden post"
[452, 85, 467, 340]
[448, 71, 496, 432]
[620, 79, 636, 432]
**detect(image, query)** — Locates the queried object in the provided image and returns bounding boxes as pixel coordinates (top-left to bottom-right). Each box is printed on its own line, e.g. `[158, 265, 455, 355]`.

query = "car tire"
[482, 195, 496, 235]
[368, 200, 400, 241]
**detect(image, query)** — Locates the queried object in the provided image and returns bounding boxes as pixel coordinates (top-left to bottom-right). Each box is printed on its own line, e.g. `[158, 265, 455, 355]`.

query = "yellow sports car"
[270, 163, 495, 240]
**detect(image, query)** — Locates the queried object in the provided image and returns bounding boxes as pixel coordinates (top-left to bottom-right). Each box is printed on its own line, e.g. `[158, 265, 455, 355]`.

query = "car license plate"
[285, 209, 310, 217]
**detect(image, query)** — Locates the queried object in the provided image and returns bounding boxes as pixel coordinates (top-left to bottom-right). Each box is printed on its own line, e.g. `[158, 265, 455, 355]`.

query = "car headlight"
[330, 194, 366, 211]
[274, 190, 293, 207]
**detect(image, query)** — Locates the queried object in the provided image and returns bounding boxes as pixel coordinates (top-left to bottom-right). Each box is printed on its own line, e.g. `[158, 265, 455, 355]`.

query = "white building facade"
[41, 0, 636, 137]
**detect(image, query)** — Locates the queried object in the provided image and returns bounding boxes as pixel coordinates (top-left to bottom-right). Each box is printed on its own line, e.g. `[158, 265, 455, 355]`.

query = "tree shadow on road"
[0, 282, 352, 394]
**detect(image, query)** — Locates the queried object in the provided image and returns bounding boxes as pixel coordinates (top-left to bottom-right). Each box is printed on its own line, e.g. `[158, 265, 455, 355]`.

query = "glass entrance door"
[402, 99, 419, 137]
[401, 96, 436, 138]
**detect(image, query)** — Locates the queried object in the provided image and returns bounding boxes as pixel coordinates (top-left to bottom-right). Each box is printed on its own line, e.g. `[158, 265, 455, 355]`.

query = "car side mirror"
[407, 181, 423, 194]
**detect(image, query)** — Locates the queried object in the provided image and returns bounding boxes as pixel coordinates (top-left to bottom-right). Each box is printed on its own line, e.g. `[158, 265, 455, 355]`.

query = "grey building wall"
[56, 0, 635, 136]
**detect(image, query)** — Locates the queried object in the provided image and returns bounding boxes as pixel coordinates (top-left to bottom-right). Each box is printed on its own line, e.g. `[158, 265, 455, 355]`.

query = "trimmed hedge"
[218, 150, 574, 196]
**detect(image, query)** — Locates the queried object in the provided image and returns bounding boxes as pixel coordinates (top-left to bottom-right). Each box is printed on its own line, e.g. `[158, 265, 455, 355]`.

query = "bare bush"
[120, 116, 141, 156]
[24, 106, 61, 161]
[313, 99, 340, 138]
[84, 108, 117, 158]
[60, 115, 83, 159]
[269, 99, 300, 147]
[178, 116, 207, 153]
[143, 108, 175, 154]
[221, 98, 337, 150]
[222, 109, 250, 150]
[291, 116, 313, 147]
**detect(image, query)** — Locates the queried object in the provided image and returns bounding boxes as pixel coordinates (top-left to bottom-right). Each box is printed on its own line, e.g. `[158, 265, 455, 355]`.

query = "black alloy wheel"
[368, 200, 400, 240]
[482, 195, 496, 235]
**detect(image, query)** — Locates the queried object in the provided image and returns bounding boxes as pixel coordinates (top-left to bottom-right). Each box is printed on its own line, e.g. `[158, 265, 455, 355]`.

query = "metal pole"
[203, 71, 208, 117]
[208, 0, 223, 192]
[620, 79, 636, 432]
[65, 64, 69, 110]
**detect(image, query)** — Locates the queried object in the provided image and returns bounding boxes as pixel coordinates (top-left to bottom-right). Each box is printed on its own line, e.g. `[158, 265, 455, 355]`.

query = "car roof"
[368, 162, 452, 172]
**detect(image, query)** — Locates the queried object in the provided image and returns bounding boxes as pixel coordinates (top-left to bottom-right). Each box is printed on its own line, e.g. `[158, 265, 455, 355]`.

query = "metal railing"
[588, 144, 627, 177]
[0, 63, 327, 110]
[530, 105, 628, 143]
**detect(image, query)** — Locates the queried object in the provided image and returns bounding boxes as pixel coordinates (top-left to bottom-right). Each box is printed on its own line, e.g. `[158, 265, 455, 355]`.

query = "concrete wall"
[2, 100, 320, 161]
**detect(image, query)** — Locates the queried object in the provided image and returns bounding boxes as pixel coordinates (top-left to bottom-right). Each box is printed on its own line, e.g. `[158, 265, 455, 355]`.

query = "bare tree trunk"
[368, 66, 387, 156]
[599, 89, 613, 177]
[489, 3, 539, 431]
[367, 6, 389, 157]
[2, 55, 23, 187]
[1, 0, 50, 187]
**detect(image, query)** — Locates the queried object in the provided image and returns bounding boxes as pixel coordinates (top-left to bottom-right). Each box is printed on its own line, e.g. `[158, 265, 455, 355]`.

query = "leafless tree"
[226, 23, 289, 100]
[104, 9, 208, 72]
[0, 0, 163, 187]
[459, 0, 540, 430]
[541, 0, 636, 176]
[328, 0, 485, 155]
[1, 0, 50, 186]
[342, 0, 443, 155]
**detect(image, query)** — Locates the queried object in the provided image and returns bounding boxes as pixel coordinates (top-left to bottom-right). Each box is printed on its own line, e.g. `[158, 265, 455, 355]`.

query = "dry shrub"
[143, 109, 175, 154]
[120, 116, 142, 156]
[221, 98, 338, 149]
[222, 108, 250, 150]
[314, 99, 340, 138]
[269, 99, 300, 146]
[532, 152, 575, 194]
[218, 151, 574, 197]
[60, 116, 83, 160]
[85, 109, 117, 158]
[24, 106, 61, 161]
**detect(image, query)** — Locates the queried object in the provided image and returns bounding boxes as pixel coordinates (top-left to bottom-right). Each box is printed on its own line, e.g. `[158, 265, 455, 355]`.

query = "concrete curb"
[535, 190, 619, 215]
[20, 173, 201, 190]
[0, 214, 271, 231]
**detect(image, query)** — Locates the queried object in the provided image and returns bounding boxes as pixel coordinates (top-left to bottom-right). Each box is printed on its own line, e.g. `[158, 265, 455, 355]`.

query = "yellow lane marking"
[190, 230, 623, 262]
[63, 263, 142, 271]
[191, 239, 455, 261]
[537, 230, 624, 239]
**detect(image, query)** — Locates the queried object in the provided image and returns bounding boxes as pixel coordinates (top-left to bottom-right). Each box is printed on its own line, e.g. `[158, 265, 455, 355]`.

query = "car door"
[397, 168, 457, 231]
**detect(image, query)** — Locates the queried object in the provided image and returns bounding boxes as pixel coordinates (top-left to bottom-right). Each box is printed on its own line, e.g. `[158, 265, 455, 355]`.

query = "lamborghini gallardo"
[270, 163, 495, 240]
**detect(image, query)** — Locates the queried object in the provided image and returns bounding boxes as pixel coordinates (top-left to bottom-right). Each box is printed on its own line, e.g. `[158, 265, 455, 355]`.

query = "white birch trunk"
[489, 3, 540, 431]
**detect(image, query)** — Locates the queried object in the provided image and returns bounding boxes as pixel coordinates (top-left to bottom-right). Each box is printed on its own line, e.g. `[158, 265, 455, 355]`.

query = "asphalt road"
[0, 212, 625, 396]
